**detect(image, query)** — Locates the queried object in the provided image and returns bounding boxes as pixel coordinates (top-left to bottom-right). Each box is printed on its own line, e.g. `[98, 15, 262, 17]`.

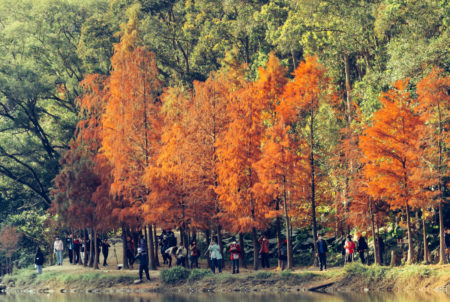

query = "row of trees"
[0, 0, 447, 268]
[51, 11, 449, 271]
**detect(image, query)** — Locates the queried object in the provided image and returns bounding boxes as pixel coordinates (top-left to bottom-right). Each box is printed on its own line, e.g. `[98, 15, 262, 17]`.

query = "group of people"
[33, 229, 450, 278]
[34, 234, 111, 275]
[159, 231, 242, 274]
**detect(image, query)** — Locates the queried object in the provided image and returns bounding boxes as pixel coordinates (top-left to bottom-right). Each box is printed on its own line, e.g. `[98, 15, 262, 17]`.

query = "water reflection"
[1, 292, 449, 302]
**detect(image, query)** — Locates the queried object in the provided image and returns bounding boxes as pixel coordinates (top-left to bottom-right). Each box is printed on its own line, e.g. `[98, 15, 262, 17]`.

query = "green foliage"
[2, 268, 135, 287]
[160, 266, 191, 284]
[280, 269, 293, 278]
[344, 263, 388, 282]
[254, 271, 273, 279]
[187, 268, 213, 282]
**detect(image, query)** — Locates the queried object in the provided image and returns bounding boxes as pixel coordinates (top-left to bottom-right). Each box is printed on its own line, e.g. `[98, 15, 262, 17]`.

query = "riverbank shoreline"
[1, 263, 449, 296]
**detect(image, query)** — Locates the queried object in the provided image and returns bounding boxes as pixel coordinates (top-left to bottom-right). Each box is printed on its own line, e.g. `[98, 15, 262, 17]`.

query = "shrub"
[160, 266, 190, 284]
[254, 271, 272, 279]
[344, 263, 368, 276]
[188, 269, 212, 282]
[280, 269, 291, 277]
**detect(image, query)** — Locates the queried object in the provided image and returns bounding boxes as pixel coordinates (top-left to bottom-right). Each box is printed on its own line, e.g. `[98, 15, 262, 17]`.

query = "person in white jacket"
[205, 238, 222, 273]
[54, 236, 64, 266]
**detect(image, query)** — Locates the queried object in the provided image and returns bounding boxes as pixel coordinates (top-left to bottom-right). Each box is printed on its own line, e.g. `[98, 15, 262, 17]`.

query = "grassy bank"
[1, 263, 448, 294]
[1, 269, 135, 291]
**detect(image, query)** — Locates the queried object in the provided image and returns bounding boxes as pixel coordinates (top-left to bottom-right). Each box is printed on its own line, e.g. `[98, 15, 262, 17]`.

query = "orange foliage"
[413, 68, 450, 203]
[359, 79, 424, 263]
[360, 80, 423, 208]
[101, 17, 161, 227]
[216, 54, 286, 234]
[0, 225, 20, 257]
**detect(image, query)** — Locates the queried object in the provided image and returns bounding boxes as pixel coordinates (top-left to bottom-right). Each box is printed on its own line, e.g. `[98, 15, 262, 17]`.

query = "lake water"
[1, 292, 450, 302]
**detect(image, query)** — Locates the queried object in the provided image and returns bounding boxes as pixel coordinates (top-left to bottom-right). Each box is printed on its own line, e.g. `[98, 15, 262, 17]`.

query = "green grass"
[187, 268, 213, 282]
[342, 263, 437, 282]
[1, 269, 135, 288]
[254, 271, 273, 279]
[160, 266, 191, 284]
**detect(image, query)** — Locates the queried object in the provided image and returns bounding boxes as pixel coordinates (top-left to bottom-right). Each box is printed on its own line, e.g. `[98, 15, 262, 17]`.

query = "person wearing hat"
[204, 237, 222, 273]
[135, 247, 150, 281]
[176, 242, 188, 267]
[316, 235, 328, 271]
[344, 235, 356, 263]
[53, 236, 64, 266]
[229, 240, 241, 274]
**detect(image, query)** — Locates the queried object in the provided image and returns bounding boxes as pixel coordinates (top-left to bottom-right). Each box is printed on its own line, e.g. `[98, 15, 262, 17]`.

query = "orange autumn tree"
[216, 62, 275, 270]
[359, 80, 423, 264]
[252, 54, 303, 269]
[144, 86, 194, 248]
[184, 68, 246, 256]
[280, 56, 333, 259]
[52, 74, 116, 269]
[101, 14, 161, 268]
[254, 119, 305, 269]
[415, 68, 450, 264]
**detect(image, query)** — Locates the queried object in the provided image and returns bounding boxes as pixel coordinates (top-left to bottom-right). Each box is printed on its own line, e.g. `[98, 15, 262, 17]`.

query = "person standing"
[176, 242, 187, 267]
[84, 236, 91, 263]
[135, 248, 150, 282]
[54, 236, 64, 266]
[161, 235, 169, 264]
[357, 233, 368, 264]
[229, 241, 241, 274]
[96, 235, 102, 264]
[341, 237, 347, 266]
[279, 240, 288, 270]
[189, 241, 199, 269]
[259, 235, 270, 268]
[126, 236, 135, 269]
[102, 239, 110, 266]
[66, 234, 74, 264]
[35, 247, 45, 274]
[316, 236, 328, 271]
[73, 237, 81, 264]
[379, 236, 385, 265]
[205, 238, 222, 273]
[344, 235, 356, 263]
[164, 246, 177, 268]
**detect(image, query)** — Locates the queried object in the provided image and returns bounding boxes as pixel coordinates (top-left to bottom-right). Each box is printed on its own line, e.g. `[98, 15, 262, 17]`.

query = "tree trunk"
[84, 229, 88, 267]
[282, 180, 293, 269]
[252, 227, 259, 270]
[94, 229, 99, 270]
[390, 250, 397, 267]
[147, 225, 156, 270]
[275, 215, 282, 269]
[89, 229, 95, 268]
[217, 225, 224, 269]
[343, 53, 352, 127]
[369, 200, 380, 265]
[153, 225, 160, 267]
[239, 233, 247, 269]
[310, 115, 318, 266]
[422, 214, 430, 264]
[121, 224, 128, 269]
[439, 201, 446, 264]
[205, 230, 211, 269]
[405, 204, 415, 264]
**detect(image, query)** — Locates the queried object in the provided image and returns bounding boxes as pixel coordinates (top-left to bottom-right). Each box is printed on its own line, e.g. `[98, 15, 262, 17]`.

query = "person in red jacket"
[229, 241, 241, 274]
[344, 235, 356, 263]
[259, 235, 270, 268]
